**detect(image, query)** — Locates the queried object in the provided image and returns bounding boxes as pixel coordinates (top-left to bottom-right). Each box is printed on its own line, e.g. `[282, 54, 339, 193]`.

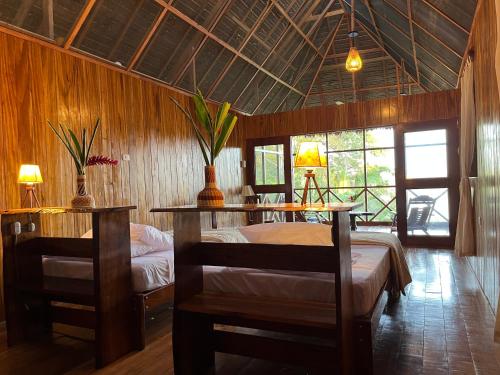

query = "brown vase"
[197, 165, 224, 208]
[71, 174, 95, 209]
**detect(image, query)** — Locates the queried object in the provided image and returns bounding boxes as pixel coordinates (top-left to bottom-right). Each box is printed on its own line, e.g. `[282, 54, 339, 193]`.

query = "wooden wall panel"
[242, 90, 460, 139]
[0, 32, 245, 321]
[467, 0, 500, 314]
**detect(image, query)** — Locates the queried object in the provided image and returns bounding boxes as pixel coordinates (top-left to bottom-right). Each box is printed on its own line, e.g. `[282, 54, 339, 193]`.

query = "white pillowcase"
[139, 225, 173, 251]
[81, 223, 174, 257]
[238, 222, 333, 246]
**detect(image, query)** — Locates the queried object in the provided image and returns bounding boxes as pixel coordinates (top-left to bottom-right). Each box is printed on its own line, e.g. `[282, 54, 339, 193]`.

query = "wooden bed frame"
[0, 206, 174, 368]
[152, 203, 391, 375]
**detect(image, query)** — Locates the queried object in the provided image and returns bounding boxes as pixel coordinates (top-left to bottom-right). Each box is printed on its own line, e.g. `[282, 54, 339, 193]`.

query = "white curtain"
[454, 61, 476, 257]
[495, 0, 500, 343]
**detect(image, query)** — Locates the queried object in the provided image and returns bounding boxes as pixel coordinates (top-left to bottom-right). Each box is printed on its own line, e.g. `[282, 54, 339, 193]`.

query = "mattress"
[42, 250, 174, 293]
[203, 244, 390, 317]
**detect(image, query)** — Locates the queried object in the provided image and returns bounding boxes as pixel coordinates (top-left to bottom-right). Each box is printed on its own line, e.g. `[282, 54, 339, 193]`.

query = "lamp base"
[301, 170, 325, 205]
[21, 185, 41, 208]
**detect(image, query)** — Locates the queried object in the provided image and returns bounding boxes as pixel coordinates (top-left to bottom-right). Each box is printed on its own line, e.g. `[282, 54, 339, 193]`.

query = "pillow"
[81, 223, 146, 241]
[81, 223, 173, 256]
[140, 225, 173, 251]
[238, 222, 333, 246]
[130, 240, 156, 257]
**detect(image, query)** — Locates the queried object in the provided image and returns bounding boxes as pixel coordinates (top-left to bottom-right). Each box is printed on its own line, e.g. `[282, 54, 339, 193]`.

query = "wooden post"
[331, 211, 353, 375]
[172, 211, 214, 374]
[92, 209, 136, 368]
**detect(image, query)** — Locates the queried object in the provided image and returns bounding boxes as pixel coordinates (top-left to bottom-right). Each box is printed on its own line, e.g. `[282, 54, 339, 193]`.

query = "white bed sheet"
[42, 250, 174, 293]
[203, 245, 390, 317]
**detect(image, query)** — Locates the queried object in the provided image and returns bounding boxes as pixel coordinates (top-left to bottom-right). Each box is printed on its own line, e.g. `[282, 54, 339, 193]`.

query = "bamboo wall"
[0, 31, 244, 321]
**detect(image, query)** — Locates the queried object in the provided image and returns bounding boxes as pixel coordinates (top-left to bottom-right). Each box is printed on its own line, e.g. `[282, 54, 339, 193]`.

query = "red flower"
[87, 155, 119, 167]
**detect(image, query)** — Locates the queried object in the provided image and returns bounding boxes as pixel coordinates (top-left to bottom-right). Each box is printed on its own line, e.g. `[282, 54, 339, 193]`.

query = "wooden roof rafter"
[379, 0, 462, 59]
[63, 0, 96, 49]
[196, 0, 278, 89]
[251, 0, 340, 114]
[421, 0, 470, 35]
[205, 1, 275, 97]
[301, 13, 344, 108]
[355, 18, 430, 92]
[127, 6, 170, 72]
[355, 6, 456, 89]
[171, 0, 235, 85]
[407, 0, 420, 85]
[270, 0, 325, 58]
[152, 0, 305, 96]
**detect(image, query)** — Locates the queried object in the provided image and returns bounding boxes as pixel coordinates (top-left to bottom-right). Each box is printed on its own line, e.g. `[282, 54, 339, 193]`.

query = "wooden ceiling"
[0, 0, 477, 115]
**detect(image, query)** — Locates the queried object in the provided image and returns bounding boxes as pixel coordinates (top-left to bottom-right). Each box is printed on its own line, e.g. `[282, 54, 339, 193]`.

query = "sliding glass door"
[395, 119, 460, 248]
[246, 136, 293, 222]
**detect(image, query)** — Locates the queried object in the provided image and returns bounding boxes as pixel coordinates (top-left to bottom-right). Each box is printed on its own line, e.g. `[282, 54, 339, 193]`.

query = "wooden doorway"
[246, 136, 293, 222]
[395, 119, 460, 248]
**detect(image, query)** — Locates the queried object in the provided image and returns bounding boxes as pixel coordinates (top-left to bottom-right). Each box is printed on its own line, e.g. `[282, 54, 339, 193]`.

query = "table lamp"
[294, 142, 327, 205]
[18, 164, 43, 208]
[242, 185, 257, 204]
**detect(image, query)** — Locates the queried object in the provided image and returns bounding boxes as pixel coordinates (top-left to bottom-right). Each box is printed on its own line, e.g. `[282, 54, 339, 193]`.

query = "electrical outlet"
[122, 154, 130, 161]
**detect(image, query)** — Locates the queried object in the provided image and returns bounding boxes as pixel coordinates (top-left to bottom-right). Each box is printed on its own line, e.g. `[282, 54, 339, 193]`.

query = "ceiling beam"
[251, 0, 337, 113]
[237, 0, 331, 111]
[270, 0, 324, 58]
[172, 0, 234, 85]
[302, 14, 344, 108]
[407, 0, 420, 84]
[64, 0, 96, 49]
[127, 7, 169, 71]
[379, 0, 462, 59]
[363, 0, 384, 46]
[305, 8, 344, 22]
[277, 6, 345, 111]
[367, 3, 458, 78]
[13, 0, 34, 27]
[206, 2, 274, 97]
[196, 0, 269, 88]
[154, 0, 305, 96]
[107, 0, 145, 61]
[41, 0, 54, 40]
[421, 0, 469, 35]
[358, 11, 455, 89]
[328, 47, 382, 58]
[355, 19, 429, 92]
[323, 55, 391, 69]
[309, 82, 418, 96]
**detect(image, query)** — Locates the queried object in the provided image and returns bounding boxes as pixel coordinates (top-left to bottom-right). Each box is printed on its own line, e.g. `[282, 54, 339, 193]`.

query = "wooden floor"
[1, 248, 500, 374]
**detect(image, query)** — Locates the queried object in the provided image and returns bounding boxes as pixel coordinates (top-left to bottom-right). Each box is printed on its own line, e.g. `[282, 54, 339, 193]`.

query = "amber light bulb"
[345, 46, 363, 73]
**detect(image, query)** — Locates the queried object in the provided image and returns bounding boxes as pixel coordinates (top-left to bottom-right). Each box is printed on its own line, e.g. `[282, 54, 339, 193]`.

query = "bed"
[148, 205, 411, 375]
[39, 216, 411, 374]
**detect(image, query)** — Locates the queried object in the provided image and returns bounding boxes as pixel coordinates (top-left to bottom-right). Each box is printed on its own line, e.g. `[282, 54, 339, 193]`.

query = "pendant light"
[345, 0, 363, 73]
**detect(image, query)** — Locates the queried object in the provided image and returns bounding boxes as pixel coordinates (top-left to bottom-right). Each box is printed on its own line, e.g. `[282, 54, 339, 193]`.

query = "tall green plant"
[48, 119, 100, 175]
[170, 89, 238, 166]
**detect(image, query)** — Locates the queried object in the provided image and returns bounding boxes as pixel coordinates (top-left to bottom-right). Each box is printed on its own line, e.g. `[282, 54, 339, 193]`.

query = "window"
[254, 144, 284, 185]
[292, 127, 396, 222]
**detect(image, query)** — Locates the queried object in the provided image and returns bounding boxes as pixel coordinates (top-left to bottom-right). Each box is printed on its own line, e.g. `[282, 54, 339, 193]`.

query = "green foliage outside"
[253, 128, 397, 222]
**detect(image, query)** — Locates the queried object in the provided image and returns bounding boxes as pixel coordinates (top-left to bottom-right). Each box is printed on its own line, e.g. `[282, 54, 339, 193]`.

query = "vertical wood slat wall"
[241, 90, 460, 139]
[467, 0, 500, 315]
[0, 32, 244, 321]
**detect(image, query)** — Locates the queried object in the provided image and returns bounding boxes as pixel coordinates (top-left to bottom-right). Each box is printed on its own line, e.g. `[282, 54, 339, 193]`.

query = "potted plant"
[48, 119, 118, 208]
[170, 90, 237, 207]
